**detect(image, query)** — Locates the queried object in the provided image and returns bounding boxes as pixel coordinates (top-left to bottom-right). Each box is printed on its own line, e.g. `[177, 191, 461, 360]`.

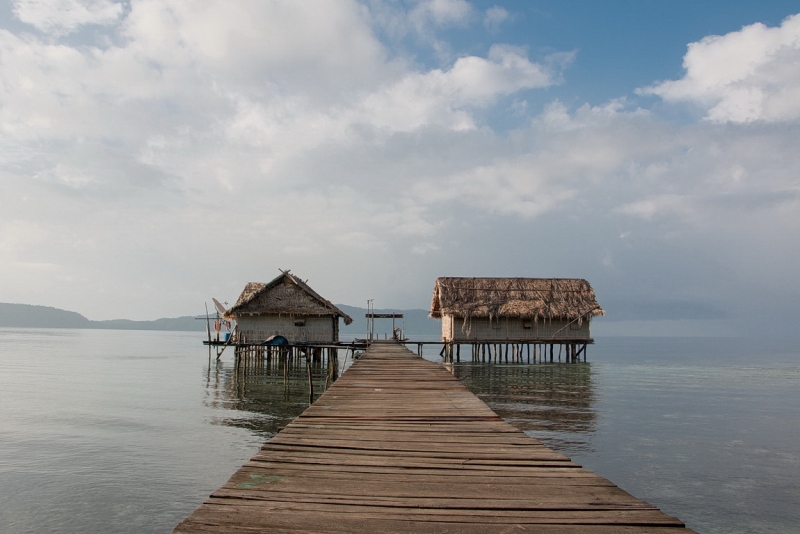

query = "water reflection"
[201, 348, 598, 459]
[451, 362, 598, 455]
[202, 355, 341, 439]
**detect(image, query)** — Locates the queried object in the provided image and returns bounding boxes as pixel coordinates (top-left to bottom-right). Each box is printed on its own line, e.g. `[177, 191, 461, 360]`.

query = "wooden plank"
[212, 477, 647, 504]
[173, 344, 694, 533]
[236, 464, 613, 484]
[191, 500, 678, 522]
[259, 442, 571, 460]
[208, 490, 660, 511]
[276, 429, 544, 442]
[247, 451, 582, 470]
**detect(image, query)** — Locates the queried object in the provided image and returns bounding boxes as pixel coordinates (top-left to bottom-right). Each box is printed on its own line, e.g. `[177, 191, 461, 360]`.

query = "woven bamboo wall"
[443, 316, 591, 341]
[237, 315, 337, 343]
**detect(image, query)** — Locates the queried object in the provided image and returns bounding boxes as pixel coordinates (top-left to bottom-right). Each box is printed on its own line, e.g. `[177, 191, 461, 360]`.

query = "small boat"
[262, 335, 288, 346]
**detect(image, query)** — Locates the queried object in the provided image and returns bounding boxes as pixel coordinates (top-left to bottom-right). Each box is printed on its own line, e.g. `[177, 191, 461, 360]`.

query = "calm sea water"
[1, 329, 798, 533]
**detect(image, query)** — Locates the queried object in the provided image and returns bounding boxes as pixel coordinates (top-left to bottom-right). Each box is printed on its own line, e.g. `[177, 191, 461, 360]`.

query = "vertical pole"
[204, 303, 212, 345]
[306, 353, 313, 403]
[332, 348, 339, 381]
[283, 349, 288, 385]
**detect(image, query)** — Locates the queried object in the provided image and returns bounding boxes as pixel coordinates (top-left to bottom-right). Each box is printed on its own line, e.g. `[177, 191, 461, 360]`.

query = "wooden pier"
[175, 343, 693, 533]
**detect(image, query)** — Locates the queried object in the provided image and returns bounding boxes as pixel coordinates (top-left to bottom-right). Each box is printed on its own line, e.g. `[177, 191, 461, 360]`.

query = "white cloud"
[410, 0, 473, 29]
[484, 6, 509, 32]
[615, 195, 691, 220]
[370, 0, 474, 59]
[358, 45, 557, 132]
[0, 0, 407, 197]
[12, 0, 123, 35]
[641, 13, 800, 123]
[412, 157, 578, 218]
[411, 242, 440, 255]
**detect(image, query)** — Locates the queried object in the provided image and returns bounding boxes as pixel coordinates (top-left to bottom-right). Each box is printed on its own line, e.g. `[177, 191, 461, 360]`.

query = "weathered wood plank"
[237, 464, 614, 484]
[198, 499, 675, 519]
[212, 483, 653, 506]
[247, 451, 582, 470]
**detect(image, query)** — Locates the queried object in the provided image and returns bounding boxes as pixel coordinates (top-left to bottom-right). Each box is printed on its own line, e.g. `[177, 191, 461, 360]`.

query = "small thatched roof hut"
[225, 270, 353, 324]
[430, 277, 603, 342]
[223, 270, 352, 344]
[430, 277, 603, 323]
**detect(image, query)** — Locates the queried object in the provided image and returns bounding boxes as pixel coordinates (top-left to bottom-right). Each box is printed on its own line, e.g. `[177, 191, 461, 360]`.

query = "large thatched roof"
[430, 277, 604, 323]
[225, 270, 353, 325]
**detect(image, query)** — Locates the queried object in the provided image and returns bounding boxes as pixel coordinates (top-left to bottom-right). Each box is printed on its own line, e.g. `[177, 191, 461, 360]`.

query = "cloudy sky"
[1, 0, 799, 336]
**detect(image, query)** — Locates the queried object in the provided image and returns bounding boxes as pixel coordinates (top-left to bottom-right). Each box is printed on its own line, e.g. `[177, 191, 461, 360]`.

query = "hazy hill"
[0, 302, 440, 336]
[0, 303, 202, 331]
[0, 303, 92, 328]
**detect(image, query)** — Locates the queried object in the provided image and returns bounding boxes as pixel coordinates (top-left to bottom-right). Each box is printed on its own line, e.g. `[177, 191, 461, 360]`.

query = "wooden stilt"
[306, 353, 313, 403]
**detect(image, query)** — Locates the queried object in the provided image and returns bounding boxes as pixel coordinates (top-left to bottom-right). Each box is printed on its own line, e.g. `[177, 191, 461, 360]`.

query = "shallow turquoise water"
[0, 329, 798, 533]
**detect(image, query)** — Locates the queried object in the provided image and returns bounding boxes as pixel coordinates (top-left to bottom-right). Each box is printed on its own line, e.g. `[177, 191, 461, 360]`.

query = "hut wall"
[441, 315, 455, 341]
[443, 316, 591, 341]
[236, 315, 337, 343]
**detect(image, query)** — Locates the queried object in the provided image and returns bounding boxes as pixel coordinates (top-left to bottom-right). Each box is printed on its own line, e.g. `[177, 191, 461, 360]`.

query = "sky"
[1, 0, 799, 337]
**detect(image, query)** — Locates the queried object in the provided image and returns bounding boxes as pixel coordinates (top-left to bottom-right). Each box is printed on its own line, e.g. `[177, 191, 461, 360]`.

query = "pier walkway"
[174, 343, 693, 533]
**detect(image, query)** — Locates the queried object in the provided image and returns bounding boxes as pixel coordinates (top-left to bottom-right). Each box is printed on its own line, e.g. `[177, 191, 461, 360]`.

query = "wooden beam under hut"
[230, 343, 353, 380]
[433, 340, 591, 364]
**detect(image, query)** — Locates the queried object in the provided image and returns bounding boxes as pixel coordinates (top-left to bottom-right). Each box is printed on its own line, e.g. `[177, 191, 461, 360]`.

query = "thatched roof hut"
[225, 270, 353, 325]
[430, 277, 604, 326]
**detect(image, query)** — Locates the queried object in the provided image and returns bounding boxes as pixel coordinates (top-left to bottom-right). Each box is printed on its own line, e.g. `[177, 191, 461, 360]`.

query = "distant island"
[0, 302, 440, 336]
[0, 302, 204, 331]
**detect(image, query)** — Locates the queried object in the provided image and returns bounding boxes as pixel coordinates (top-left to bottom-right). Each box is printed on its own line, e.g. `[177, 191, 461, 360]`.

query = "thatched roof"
[225, 270, 353, 325]
[430, 277, 604, 323]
